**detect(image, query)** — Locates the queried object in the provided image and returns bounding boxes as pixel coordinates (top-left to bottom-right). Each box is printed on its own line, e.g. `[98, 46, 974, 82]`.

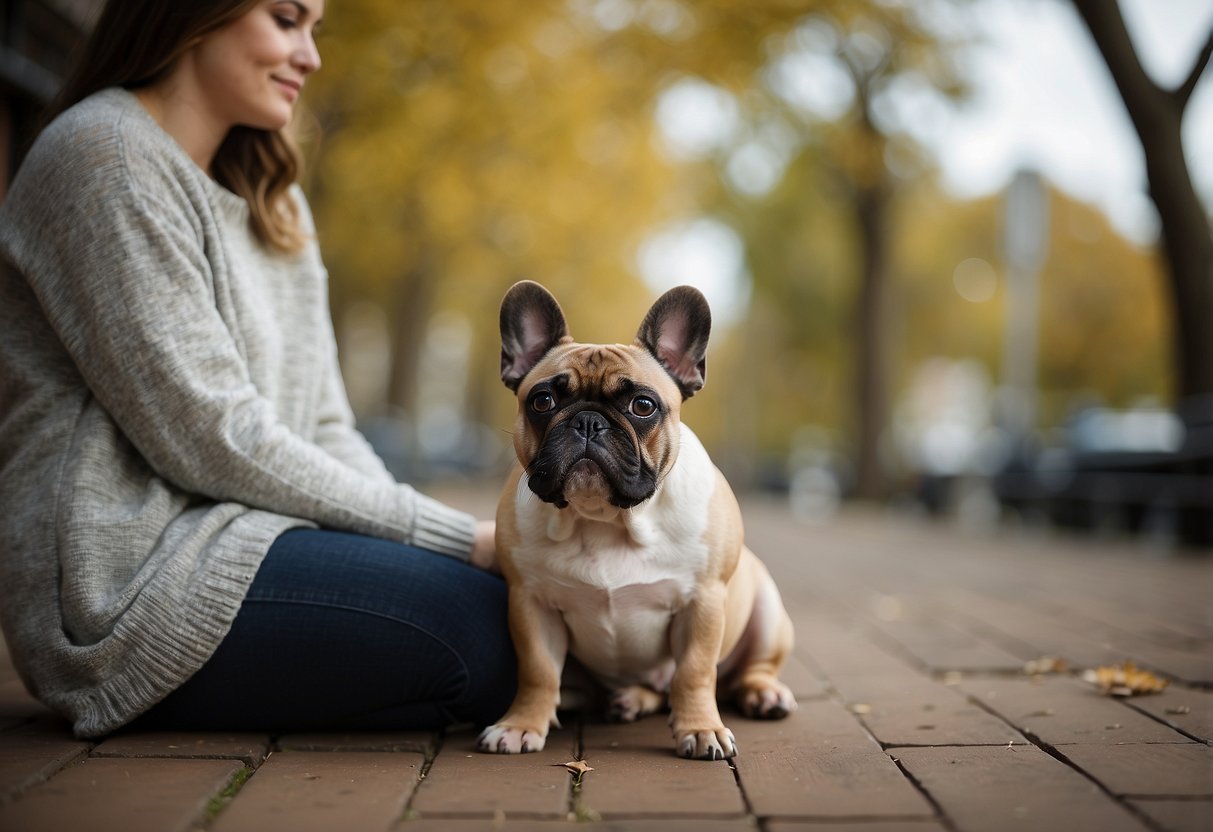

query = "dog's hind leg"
[608, 685, 666, 723]
[729, 559, 797, 720]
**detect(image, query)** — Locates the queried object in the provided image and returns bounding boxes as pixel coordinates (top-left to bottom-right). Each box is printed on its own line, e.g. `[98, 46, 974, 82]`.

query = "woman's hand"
[470, 520, 499, 574]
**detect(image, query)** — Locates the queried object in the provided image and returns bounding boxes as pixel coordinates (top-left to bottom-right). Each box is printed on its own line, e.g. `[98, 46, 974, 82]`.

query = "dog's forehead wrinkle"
[556, 345, 656, 400]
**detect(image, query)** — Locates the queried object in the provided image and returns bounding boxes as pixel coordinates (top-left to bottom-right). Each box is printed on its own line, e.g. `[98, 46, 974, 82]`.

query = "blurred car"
[993, 397, 1213, 547]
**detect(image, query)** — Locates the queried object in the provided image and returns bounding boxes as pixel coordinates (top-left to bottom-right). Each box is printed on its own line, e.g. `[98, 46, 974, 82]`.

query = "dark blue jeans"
[133, 528, 516, 733]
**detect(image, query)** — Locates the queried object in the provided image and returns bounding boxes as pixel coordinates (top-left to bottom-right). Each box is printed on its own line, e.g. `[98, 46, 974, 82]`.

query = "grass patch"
[204, 765, 253, 823]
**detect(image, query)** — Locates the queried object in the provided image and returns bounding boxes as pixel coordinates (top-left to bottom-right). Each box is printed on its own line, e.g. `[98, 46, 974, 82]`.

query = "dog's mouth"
[526, 425, 656, 510]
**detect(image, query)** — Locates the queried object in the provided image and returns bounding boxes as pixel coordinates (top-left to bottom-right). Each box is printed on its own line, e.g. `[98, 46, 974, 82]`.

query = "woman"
[0, 0, 515, 738]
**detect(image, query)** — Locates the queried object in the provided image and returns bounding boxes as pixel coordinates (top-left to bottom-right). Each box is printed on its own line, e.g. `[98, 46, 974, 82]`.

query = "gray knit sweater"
[0, 88, 477, 738]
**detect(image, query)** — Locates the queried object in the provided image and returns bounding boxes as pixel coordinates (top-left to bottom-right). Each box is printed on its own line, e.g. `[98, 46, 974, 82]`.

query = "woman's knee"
[433, 566, 517, 724]
[250, 529, 519, 725]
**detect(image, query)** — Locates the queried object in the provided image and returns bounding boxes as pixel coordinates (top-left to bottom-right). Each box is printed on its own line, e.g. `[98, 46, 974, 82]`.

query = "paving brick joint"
[1, 497, 1210, 832]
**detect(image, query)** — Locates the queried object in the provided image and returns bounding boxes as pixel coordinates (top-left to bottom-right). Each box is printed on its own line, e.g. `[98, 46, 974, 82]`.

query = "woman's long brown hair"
[47, 0, 307, 254]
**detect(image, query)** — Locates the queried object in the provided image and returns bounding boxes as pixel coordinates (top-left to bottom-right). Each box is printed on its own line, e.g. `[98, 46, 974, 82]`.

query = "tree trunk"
[1070, 0, 1213, 400]
[387, 265, 438, 416]
[853, 180, 891, 500]
[835, 38, 901, 502]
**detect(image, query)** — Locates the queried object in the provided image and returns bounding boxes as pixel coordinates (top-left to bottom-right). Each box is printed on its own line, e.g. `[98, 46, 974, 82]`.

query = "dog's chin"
[559, 458, 645, 523]
[563, 458, 612, 503]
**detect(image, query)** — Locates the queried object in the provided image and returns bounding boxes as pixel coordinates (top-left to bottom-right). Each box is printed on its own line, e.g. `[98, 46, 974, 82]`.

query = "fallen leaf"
[1023, 656, 1068, 675]
[1082, 662, 1168, 697]
[849, 703, 872, 715]
[557, 760, 594, 776]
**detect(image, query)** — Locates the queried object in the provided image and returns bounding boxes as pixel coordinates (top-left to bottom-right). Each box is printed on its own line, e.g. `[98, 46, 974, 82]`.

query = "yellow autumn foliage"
[298, 0, 1175, 481]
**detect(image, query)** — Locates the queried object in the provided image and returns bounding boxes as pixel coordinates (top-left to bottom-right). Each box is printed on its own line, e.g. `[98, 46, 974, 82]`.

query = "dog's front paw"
[739, 678, 797, 720]
[477, 723, 548, 754]
[673, 725, 737, 761]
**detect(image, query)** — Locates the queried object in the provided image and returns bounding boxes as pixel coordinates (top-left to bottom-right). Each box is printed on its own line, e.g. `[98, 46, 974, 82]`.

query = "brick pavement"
[1, 496, 1210, 832]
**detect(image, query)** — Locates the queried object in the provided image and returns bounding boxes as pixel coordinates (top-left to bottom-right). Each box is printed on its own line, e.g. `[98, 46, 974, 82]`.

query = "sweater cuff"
[407, 492, 477, 561]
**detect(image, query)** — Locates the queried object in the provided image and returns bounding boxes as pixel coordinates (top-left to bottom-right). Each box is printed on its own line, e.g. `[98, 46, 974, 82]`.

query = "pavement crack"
[1122, 695, 1209, 745]
[966, 691, 1171, 832]
[887, 754, 961, 832]
[399, 727, 444, 824]
[196, 764, 253, 830]
[567, 715, 599, 822]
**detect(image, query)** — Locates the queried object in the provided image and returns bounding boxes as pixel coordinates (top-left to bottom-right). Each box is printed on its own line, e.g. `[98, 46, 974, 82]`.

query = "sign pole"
[1000, 168, 1049, 438]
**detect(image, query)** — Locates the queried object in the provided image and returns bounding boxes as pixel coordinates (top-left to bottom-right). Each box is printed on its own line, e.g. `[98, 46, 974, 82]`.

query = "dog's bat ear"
[635, 285, 711, 399]
[500, 281, 571, 391]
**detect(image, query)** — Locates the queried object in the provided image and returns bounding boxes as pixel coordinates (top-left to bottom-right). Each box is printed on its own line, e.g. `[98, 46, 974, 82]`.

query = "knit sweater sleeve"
[3, 116, 475, 559]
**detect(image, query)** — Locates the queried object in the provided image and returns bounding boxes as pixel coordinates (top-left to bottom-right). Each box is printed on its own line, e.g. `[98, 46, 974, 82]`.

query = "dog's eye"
[630, 396, 658, 418]
[530, 392, 555, 413]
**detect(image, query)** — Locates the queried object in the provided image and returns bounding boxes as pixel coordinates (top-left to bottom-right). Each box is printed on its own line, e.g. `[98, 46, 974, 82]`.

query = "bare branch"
[1175, 27, 1213, 112]
[1071, 0, 1161, 101]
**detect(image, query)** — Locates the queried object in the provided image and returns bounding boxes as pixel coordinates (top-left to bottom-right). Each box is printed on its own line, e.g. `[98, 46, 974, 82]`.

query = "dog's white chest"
[518, 530, 702, 688]
[548, 574, 686, 687]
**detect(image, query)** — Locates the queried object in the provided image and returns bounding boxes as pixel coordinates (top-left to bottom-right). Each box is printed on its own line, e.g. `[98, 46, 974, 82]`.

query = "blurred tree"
[513, 3, 972, 494]
[821, 5, 968, 499]
[1069, 1, 1213, 411]
[302, 0, 893, 448]
[696, 4, 969, 496]
[727, 151, 853, 453]
[303, 0, 682, 424]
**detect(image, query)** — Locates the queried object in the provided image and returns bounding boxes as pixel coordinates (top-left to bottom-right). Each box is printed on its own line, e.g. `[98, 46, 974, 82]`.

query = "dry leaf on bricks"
[1082, 661, 1168, 696]
[1024, 656, 1068, 675]
[556, 760, 594, 785]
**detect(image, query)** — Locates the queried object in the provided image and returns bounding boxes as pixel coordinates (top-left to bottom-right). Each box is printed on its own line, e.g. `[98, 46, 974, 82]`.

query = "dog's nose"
[572, 410, 609, 440]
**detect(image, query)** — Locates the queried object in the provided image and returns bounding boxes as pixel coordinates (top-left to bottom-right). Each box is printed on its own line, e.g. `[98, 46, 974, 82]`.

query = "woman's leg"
[133, 528, 516, 732]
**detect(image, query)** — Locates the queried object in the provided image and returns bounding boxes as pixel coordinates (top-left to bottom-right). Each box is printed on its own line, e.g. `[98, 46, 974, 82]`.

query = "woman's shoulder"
[13, 89, 195, 210]
[0, 89, 211, 263]
[45, 88, 135, 133]
[34, 89, 155, 164]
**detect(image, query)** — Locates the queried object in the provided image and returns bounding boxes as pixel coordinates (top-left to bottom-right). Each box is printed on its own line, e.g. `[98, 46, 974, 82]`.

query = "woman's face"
[192, 0, 324, 132]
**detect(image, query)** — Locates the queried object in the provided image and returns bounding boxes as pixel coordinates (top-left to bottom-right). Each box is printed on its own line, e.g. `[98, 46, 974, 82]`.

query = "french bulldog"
[478, 280, 795, 761]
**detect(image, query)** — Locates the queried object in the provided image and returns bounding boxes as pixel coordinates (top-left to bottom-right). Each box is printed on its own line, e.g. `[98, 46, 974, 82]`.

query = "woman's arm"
[2, 138, 475, 559]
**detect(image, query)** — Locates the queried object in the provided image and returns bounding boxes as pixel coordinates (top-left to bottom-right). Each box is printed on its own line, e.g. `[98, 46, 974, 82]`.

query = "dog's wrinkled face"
[514, 344, 679, 509]
[500, 281, 711, 511]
